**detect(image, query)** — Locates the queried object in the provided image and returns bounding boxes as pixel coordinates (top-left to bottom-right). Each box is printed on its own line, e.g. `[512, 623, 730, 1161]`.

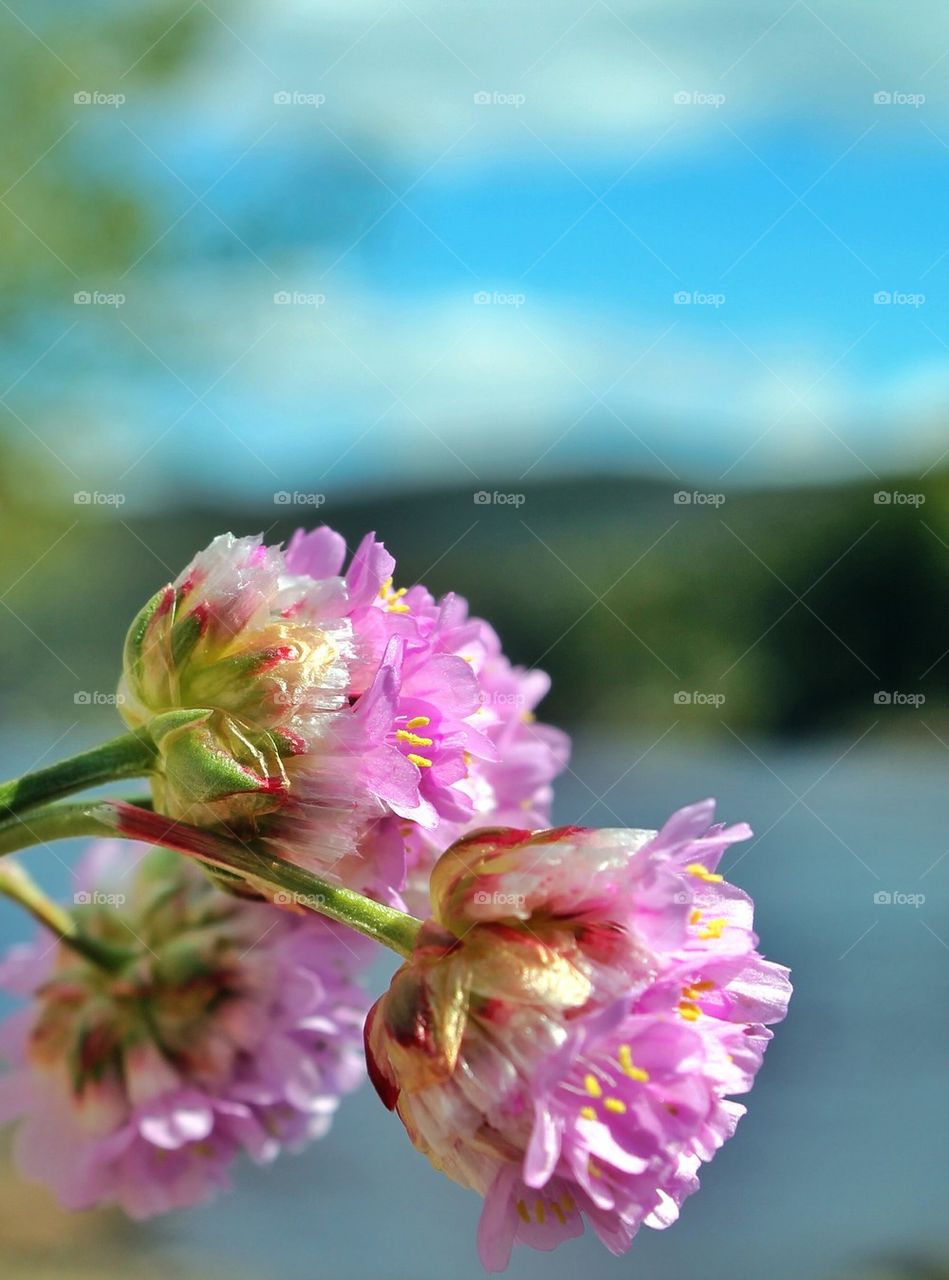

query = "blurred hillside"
[0, 458, 943, 740]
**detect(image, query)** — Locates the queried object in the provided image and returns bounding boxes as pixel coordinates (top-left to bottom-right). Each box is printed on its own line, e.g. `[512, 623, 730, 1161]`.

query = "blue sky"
[6, 0, 949, 501]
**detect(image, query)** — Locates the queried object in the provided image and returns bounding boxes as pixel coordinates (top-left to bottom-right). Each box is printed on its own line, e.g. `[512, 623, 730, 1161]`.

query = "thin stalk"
[0, 730, 156, 821]
[0, 799, 421, 958]
[0, 859, 132, 970]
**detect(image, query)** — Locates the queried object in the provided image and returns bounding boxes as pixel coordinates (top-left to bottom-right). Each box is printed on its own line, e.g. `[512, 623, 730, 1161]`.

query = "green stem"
[0, 859, 132, 971]
[0, 799, 422, 958]
[0, 729, 156, 821]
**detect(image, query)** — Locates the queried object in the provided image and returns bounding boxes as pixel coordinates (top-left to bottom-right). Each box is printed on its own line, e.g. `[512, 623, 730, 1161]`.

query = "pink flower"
[124, 527, 567, 903]
[365, 801, 791, 1271]
[0, 841, 370, 1218]
[288, 528, 568, 906]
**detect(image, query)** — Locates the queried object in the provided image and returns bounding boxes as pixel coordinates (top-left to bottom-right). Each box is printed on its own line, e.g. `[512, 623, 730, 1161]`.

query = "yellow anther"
[579, 1105, 597, 1121]
[561, 1194, 575, 1214]
[584, 1073, 602, 1098]
[407, 753, 433, 768]
[689, 908, 702, 925]
[697, 917, 726, 940]
[588, 1158, 603, 1179]
[516, 1199, 530, 1224]
[551, 1202, 566, 1225]
[678, 1000, 701, 1022]
[618, 1043, 650, 1082]
[534, 1200, 546, 1224]
[604, 1097, 627, 1114]
[378, 577, 410, 613]
[396, 730, 434, 747]
[405, 716, 430, 729]
[685, 862, 724, 883]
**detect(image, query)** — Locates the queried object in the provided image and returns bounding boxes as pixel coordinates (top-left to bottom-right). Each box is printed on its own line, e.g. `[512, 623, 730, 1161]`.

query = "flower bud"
[119, 533, 354, 827]
[0, 841, 370, 1217]
[365, 802, 791, 1271]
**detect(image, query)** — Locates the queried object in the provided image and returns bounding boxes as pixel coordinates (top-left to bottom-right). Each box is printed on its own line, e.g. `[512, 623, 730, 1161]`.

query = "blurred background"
[1, 1, 948, 1277]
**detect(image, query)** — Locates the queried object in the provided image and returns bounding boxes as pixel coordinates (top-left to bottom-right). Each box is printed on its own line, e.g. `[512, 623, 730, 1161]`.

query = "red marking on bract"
[114, 804, 224, 860]
[450, 827, 531, 854]
[478, 996, 513, 1025]
[154, 585, 176, 617]
[254, 645, 296, 674]
[530, 825, 591, 844]
[187, 601, 212, 634]
[280, 730, 308, 756]
[364, 1004, 399, 1110]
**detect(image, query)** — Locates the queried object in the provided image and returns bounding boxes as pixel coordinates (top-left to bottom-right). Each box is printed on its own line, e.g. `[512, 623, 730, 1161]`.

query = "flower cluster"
[120, 526, 567, 905]
[365, 801, 791, 1271]
[0, 841, 370, 1217]
[0, 524, 791, 1268]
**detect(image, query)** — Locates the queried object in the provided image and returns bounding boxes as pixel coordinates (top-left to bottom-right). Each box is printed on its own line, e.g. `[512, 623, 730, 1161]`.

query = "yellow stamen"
[698, 917, 726, 940]
[689, 908, 702, 925]
[579, 1105, 597, 1121]
[618, 1043, 650, 1082]
[396, 729, 434, 747]
[535, 1200, 546, 1224]
[407, 753, 432, 768]
[551, 1202, 566, 1225]
[678, 1000, 701, 1021]
[405, 716, 430, 729]
[584, 1073, 602, 1098]
[516, 1199, 530, 1224]
[588, 1158, 603, 1179]
[561, 1194, 575, 1214]
[685, 861, 723, 883]
[604, 1097, 627, 1114]
[378, 577, 410, 613]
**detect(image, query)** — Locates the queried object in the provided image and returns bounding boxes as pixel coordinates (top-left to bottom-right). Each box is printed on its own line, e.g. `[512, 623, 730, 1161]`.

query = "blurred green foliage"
[0, 459, 945, 739]
[0, 0, 210, 329]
